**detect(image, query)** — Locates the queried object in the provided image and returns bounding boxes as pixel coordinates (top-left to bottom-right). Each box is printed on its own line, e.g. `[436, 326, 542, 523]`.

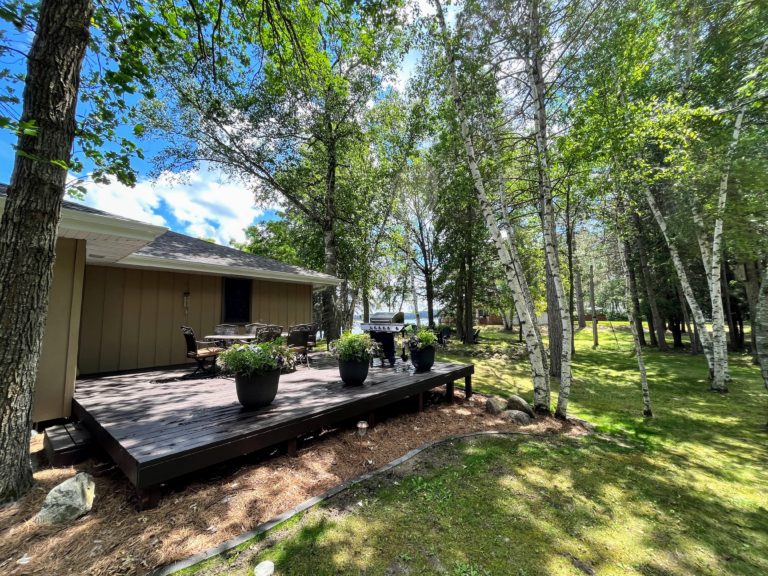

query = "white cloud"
[75, 165, 280, 246]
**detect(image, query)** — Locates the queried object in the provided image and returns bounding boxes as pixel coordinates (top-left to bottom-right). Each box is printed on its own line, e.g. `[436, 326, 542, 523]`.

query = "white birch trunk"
[617, 218, 653, 417]
[433, 0, 551, 412]
[526, 0, 573, 417]
[644, 188, 715, 375]
[705, 109, 744, 391]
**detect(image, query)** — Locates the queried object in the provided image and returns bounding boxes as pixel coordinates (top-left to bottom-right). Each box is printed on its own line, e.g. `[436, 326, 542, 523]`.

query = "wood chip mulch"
[0, 392, 590, 576]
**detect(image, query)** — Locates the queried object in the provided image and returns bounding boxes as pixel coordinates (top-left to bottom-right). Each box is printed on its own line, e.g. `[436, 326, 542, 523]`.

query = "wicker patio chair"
[255, 326, 283, 343]
[287, 328, 310, 367]
[181, 326, 223, 376]
[245, 322, 267, 335]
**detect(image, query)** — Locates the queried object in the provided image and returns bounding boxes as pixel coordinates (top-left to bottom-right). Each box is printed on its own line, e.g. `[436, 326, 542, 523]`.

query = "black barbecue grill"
[360, 312, 408, 367]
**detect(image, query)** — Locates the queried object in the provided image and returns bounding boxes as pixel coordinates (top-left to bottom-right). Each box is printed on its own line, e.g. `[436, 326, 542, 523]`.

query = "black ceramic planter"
[338, 359, 370, 386]
[235, 369, 280, 409]
[410, 345, 435, 372]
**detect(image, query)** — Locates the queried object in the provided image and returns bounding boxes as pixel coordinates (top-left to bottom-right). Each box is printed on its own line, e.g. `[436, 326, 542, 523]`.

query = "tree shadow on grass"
[237, 433, 768, 576]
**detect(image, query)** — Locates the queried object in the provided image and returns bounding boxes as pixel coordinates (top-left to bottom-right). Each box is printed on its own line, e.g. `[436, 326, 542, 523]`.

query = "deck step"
[43, 422, 93, 466]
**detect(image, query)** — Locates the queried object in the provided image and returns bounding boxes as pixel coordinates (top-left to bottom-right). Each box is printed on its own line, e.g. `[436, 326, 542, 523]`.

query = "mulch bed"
[0, 391, 590, 576]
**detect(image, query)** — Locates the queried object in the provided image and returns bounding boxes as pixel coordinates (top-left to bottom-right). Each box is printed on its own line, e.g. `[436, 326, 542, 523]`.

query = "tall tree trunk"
[322, 226, 340, 342]
[362, 285, 370, 323]
[575, 263, 587, 329]
[409, 262, 421, 328]
[743, 261, 760, 362]
[566, 189, 576, 355]
[705, 109, 743, 390]
[647, 309, 658, 347]
[527, 0, 572, 417]
[644, 188, 714, 376]
[721, 261, 738, 350]
[590, 264, 598, 348]
[0, 0, 93, 503]
[545, 260, 563, 375]
[433, 0, 551, 412]
[633, 214, 667, 350]
[677, 282, 696, 354]
[628, 263, 647, 346]
[425, 271, 435, 328]
[456, 258, 466, 341]
[618, 236, 653, 417]
[755, 266, 768, 426]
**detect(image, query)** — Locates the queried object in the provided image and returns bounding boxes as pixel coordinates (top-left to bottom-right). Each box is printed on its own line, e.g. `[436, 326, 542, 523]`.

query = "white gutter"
[116, 253, 342, 287]
[0, 196, 168, 243]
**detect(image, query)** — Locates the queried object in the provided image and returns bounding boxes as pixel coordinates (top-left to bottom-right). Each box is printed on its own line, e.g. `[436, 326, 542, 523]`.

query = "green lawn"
[187, 327, 768, 575]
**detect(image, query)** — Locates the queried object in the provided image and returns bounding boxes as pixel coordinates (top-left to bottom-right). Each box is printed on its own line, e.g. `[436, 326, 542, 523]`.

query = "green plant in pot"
[408, 329, 437, 372]
[331, 332, 378, 386]
[218, 342, 291, 408]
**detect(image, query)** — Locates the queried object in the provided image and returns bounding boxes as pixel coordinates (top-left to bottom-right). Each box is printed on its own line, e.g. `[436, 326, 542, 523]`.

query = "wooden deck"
[73, 355, 473, 509]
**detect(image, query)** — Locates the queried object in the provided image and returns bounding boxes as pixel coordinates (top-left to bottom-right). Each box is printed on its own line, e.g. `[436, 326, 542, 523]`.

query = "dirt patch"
[0, 393, 589, 576]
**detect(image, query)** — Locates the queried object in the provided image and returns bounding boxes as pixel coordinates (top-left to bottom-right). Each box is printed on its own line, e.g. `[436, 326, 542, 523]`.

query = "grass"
[185, 326, 768, 575]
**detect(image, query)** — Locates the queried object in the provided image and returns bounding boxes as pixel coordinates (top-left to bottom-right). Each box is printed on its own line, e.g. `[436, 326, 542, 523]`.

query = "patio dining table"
[204, 334, 255, 346]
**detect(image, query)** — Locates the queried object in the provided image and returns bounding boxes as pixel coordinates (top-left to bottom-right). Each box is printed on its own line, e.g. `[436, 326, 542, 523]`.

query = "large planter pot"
[410, 345, 435, 373]
[235, 369, 280, 409]
[338, 358, 370, 386]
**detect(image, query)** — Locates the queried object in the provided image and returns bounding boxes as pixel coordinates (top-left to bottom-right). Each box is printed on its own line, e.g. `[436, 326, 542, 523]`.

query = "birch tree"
[432, 0, 553, 414]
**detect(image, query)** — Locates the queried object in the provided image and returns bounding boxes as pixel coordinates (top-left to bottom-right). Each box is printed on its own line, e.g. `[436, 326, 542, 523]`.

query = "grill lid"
[368, 311, 405, 324]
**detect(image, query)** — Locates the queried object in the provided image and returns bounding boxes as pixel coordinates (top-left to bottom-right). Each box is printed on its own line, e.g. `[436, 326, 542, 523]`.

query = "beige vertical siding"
[78, 267, 313, 374]
[33, 238, 86, 422]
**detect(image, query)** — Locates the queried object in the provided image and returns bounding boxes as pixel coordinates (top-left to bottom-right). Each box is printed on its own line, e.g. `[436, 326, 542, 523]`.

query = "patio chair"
[287, 328, 310, 367]
[245, 322, 267, 335]
[181, 326, 223, 376]
[437, 327, 451, 347]
[214, 324, 239, 335]
[255, 326, 282, 343]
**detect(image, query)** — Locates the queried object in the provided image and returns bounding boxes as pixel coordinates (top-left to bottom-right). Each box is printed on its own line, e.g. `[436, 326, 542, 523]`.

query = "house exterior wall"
[78, 266, 313, 375]
[34, 238, 86, 422]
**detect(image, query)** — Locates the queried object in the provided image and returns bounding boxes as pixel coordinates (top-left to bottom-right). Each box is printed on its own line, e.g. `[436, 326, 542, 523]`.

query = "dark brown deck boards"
[73, 357, 473, 495]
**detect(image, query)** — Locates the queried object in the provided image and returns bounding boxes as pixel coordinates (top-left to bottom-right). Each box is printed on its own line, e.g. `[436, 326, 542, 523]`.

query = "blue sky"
[0, 0, 446, 245]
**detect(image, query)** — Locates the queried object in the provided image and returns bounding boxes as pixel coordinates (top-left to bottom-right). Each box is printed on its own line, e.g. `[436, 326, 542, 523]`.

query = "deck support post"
[446, 381, 455, 404]
[464, 374, 473, 399]
[417, 391, 424, 412]
[367, 411, 376, 428]
[287, 438, 298, 458]
[137, 486, 160, 510]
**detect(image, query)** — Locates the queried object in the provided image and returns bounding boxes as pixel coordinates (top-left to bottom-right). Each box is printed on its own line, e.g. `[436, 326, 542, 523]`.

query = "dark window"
[222, 278, 252, 323]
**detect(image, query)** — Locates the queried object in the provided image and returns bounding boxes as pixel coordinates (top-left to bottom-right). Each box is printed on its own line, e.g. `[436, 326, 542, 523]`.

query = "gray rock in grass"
[35, 472, 95, 525]
[485, 396, 508, 415]
[254, 560, 275, 576]
[506, 394, 535, 418]
[502, 410, 533, 425]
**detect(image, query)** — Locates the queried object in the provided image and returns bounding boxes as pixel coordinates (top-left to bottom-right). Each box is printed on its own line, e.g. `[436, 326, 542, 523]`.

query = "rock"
[506, 394, 535, 418]
[254, 560, 275, 576]
[502, 410, 532, 425]
[35, 472, 95, 525]
[485, 396, 507, 415]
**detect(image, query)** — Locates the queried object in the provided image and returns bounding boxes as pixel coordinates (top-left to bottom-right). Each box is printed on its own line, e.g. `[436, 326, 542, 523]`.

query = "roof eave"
[116, 254, 342, 287]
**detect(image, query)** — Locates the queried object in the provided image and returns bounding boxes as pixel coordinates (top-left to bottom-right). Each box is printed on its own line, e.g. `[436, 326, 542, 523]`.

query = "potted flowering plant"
[331, 332, 378, 386]
[408, 329, 437, 372]
[218, 342, 292, 408]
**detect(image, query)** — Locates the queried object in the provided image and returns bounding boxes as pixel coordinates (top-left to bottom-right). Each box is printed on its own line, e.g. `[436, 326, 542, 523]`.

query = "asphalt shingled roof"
[0, 185, 336, 283]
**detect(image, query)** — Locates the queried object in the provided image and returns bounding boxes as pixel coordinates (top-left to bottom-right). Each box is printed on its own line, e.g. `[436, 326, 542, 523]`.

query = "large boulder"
[35, 472, 95, 525]
[506, 395, 535, 418]
[502, 410, 532, 425]
[485, 396, 508, 415]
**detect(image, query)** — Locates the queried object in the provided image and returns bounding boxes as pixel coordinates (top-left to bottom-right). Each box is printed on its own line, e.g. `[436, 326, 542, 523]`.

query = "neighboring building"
[0, 188, 340, 423]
